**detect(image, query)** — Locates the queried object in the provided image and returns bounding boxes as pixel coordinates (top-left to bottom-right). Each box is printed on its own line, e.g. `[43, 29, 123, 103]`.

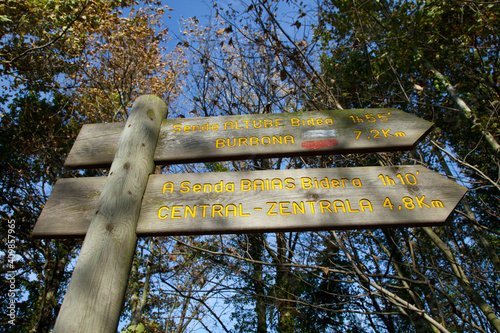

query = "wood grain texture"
[34, 166, 467, 238]
[65, 108, 433, 168]
[52, 95, 167, 333]
[137, 165, 466, 235]
[32, 177, 105, 238]
[64, 122, 125, 168]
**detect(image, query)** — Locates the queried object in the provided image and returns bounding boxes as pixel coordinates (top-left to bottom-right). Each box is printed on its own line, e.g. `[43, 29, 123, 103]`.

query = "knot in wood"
[147, 109, 155, 121]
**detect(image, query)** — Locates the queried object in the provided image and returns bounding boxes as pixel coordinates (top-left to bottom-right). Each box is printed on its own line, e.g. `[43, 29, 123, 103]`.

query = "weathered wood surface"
[64, 122, 124, 168]
[32, 177, 105, 238]
[65, 108, 433, 169]
[33, 166, 466, 238]
[52, 95, 167, 333]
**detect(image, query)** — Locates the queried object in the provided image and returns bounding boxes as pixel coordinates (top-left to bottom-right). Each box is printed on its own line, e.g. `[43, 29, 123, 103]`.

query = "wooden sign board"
[64, 108, 433, 169]
[32, 165, 466, 238]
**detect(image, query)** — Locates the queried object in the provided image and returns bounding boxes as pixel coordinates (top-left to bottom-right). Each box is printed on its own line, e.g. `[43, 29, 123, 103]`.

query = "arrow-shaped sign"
[32, 165, 466, 238]
[65, 108, 433, 169]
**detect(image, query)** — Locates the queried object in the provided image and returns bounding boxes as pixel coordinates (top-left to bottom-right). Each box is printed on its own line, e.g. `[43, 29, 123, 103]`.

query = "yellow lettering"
[193, 184, 202, 193]
[212, 204, 224, 217]
[254, 179, 265, 191]
[253, 120, 262, 128]
[271, 178, 283, 190]
[203, 183, 213, 193]
[171, 206, 182, 219]
[279, 201, 291, 215]
[158, 206, 169, 219]
[346, 200, 360, 212]
[239, 203, 251, 216]
[215, 135, 294, 148]
[239, 137, 248, 146]
[266, 202, 278, 215]
[273, 136, 283, 145]
[180, 181, 191, 193]
[224, 121, 234, 130]
[432, 200, 444, 208]
[200, 204, 210, 218]
[293, 201, 305, 214]
[183, 125, 191, 132]
[216, 138, 225, 148]
[301, 177, 313, 189]
[285, 178, 295, 189]
[360, 199, 373, 212]
[264, 119, 273, 128]
[185, 205, 196, 218]
[162, 182, 174, 194]
[320, 177, 330, 188]
[214, 181, 223, 193]
[241, 179, 251, 191]
[276, 118, 284, 127]
[225, 204, 237, 217]
[291, 118, 300, 126]
[235, 121, 244, 129]
[353, 178, 362, 187]
[173, 124, 181, 132]
[320, 200, 332, 213]
[306, 201, 316, 214]
[333, 200, 346, 213]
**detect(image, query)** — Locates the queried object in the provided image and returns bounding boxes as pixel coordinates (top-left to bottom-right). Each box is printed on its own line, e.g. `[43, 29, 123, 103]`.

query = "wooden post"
[53, 95, 167, 333]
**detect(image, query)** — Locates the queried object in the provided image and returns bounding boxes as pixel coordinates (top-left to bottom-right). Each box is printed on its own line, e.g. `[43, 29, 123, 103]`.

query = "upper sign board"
[32, 165, 466, 238]
[65, 108, 433, 169]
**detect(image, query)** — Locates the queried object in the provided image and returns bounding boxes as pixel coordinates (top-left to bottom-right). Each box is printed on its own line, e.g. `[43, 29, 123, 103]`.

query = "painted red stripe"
[301, 139, 339, 151]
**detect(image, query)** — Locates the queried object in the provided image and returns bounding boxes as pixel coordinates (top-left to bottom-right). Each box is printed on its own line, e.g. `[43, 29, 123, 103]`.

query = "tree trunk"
[248, 234, 267, 333]
[379, 230, 440, 333]
[419, 55, 500, 155]
[275, 232, 296, 333]
[422, 227, 500, 332]
[130, 238, 154, 326]
[436, 151, 500, 273]
[331, 231, 452, 333]
[31, 240, 73, 333]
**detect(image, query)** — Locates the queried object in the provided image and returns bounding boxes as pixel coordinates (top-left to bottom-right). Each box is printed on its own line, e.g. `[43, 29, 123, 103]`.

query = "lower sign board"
[32, 166, 466, 238]
[64, 108, 433, 168]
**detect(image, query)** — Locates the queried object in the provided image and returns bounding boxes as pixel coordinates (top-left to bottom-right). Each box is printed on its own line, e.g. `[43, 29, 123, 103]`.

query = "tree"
[314, 0, 500, 331]
[3, 0, 499, 331]
[168, 0, 500, 331]
[0, 1, 185, 331]
[71, 5, 186, 122]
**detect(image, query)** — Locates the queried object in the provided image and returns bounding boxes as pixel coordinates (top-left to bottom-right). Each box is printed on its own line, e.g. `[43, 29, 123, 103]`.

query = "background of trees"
[1, 0, 499, 332]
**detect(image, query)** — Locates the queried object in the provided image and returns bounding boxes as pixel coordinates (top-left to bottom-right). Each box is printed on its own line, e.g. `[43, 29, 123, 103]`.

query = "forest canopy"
[1, 0, 499, 332]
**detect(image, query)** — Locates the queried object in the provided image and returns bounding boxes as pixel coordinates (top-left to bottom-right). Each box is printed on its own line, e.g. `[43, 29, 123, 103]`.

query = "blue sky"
[163, 0, 216, 32]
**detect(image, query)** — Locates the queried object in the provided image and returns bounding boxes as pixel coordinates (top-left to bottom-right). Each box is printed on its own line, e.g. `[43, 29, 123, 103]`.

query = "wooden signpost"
[33, 165, 466, 238]
[33, 95, 466, 333]
[64, 108, 433, 168]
